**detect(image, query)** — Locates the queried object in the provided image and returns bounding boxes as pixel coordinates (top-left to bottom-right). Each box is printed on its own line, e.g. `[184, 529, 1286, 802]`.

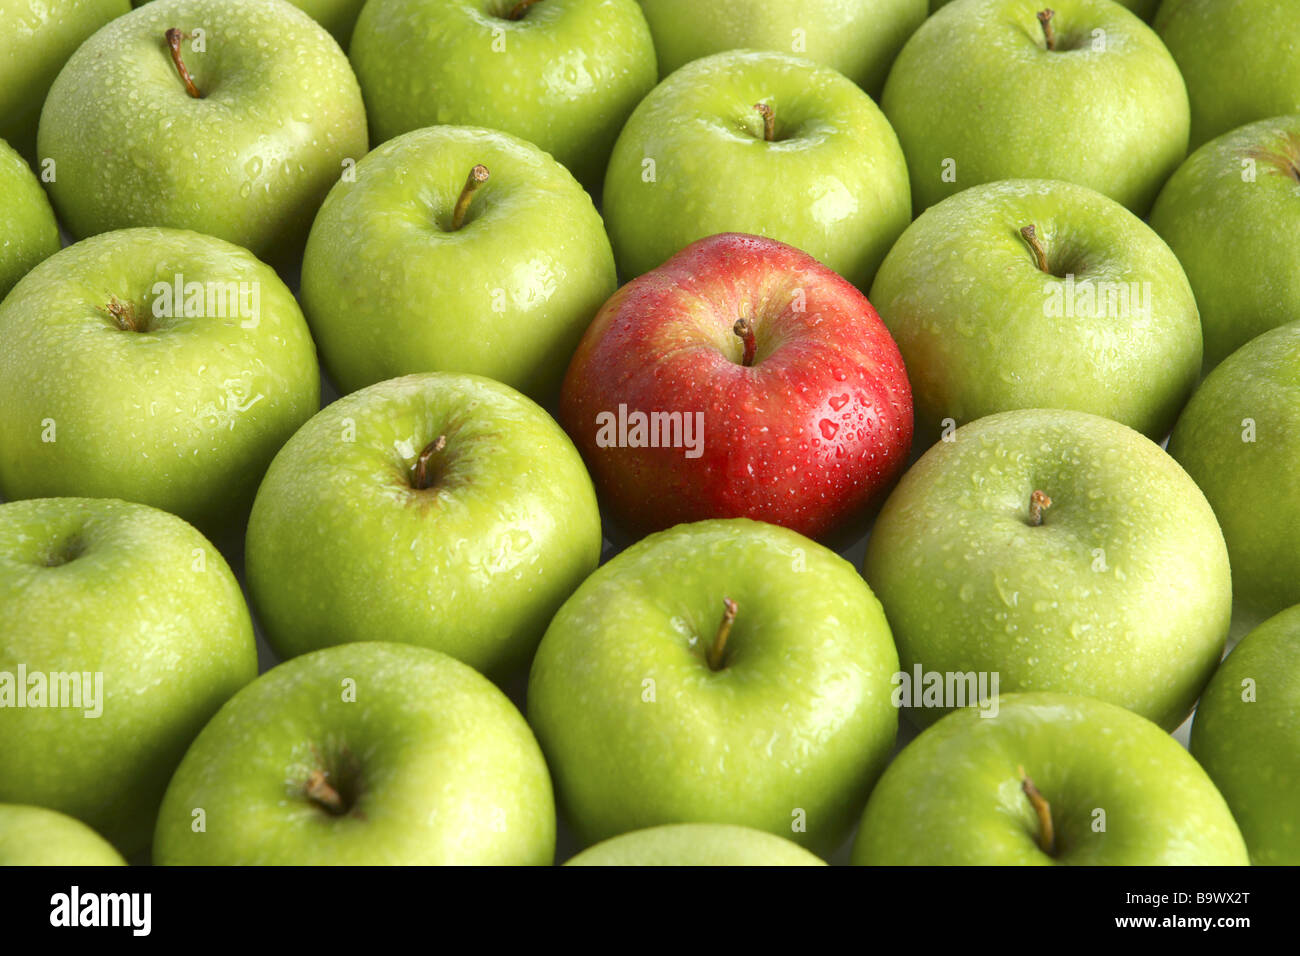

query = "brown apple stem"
[411, 435, 447, 490]
[1037, 9, 1057, 50]
[450, 165, 490, 231]
[305, 770, 345, 815]
[106, 297, 142, 333]
[507, 0, 544, 19]
[733, 318, 757, 367]
[1028, 489, 1053, 526]
[165, 28, 203, 98]
[1019, 766, 1056, 855]
[1020, 224, 1050, 273]
[753, 102, 776, 142]
[707, 598, 738, 671]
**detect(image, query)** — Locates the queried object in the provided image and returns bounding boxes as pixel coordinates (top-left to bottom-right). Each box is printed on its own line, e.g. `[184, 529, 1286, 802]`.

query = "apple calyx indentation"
[1018, 765, 1056, 856]
[733, 317, 758, 367]
[707, 598, 738, 671]
[1028, 489, 1053, 527]
[1019, 224, 1051, 274]
[105, 296, 146, 333]
[304, 769, 347, 816]
[165, 28, 203, 99]
[451, 164, 490, 231]
[752, 102, 776, 143]
[40, 535, 86, 568]
[410, 435, 447, 490]
[506, 0, 544, 21]
[1036, 9, 1057, 51]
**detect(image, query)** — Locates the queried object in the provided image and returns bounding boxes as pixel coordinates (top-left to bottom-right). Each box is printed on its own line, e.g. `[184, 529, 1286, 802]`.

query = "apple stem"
[165, 28, 203, 99]
[1037, 9, 1057, 50]
[305, 770, 346, 815]
[507, 0, 544, 20]
[451, 165, 490, 230]
[753, 102, 776, 142]
[733, 318, 757, 367]
[1018, 766, 1056, 855]
[411, 435, 447, 490]
[106, 297, 142, 333]
[1028, 489, 1053, 526]
[1020, 225, 1050, 273]
[707, 598, 738, 671]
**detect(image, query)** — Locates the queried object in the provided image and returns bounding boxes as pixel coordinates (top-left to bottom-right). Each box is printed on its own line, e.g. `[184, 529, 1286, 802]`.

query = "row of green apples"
[4, 0, 1300, 347]
[3, 0, 1297, 218]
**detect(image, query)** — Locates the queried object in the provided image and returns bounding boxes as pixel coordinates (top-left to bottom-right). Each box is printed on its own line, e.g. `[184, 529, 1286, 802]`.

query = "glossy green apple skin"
[37, 0, 367, 266]
[565, 823, 826, 866]
[605, 51, 909, 289]
[131, 0, 367, 44]
[637, 0, 925, 95]
[286, 0, 366, 44]
[864, 409, 1231, 731]
[301, 127, 616, 401]
[853, 693, 1249, 865]
[871, 179, 1200, 446]
[0, 498, 257, 857]
[1156, 0, 1300, 148]
[0, 0, 130, 162]
[351, 0, 656, 191]
[0, 228, 320, 546]
[1190, 605, 1300, 866]
[884, 0, 1188, 215]
[246, 373, 602, 678]
[0, 138, 60, 300]
[1149, 116, 1300, 370]
[0, 804, 126, 866]
[1168, 325, 1300, 638]
[154, 642, 555, 865]
[934, 0, 1158, 17]
[528, 518, 900, 854]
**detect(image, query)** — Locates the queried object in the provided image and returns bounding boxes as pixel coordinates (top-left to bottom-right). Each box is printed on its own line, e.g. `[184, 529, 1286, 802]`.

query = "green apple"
[0, 0, 130, 162]
[565, 823, 826, 866]
[528, 518, 900, 853]
[0, 804, 126, 866]
[1156, 0, 1300, 148]
[37, 0, 368, 265]
[1168, 324, 1300, 639]
[0, 497, 257, 857]
[0, 138, 60, 300]
[883, 0, 1189, 214]
[1190, 605, 1300, 865]
[301, 126, 616, 401]
[870, 179, 1201, 446]
[350, 0, 656, 192]
[0, 228, 320, 547]
[603, 49, 910, 288]
[154, 642, 555, 865]
[1149, 115, 1300, 370]
[864, 408, 1231, 731]
[853, 693, 1249, 865]
[636, 0, 926, 95]
[246, 372, 602, 678]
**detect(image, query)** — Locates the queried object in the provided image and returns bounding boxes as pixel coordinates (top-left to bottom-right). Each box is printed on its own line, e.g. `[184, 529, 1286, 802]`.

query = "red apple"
[559, 233, 913, 542]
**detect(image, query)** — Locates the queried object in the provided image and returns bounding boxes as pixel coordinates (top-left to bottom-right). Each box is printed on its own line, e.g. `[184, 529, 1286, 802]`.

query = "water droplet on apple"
[818, 419, 839, 440]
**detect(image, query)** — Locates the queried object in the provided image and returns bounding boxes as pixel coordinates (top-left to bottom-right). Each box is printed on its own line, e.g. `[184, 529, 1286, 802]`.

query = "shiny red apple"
[559, 233, 913, 542]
